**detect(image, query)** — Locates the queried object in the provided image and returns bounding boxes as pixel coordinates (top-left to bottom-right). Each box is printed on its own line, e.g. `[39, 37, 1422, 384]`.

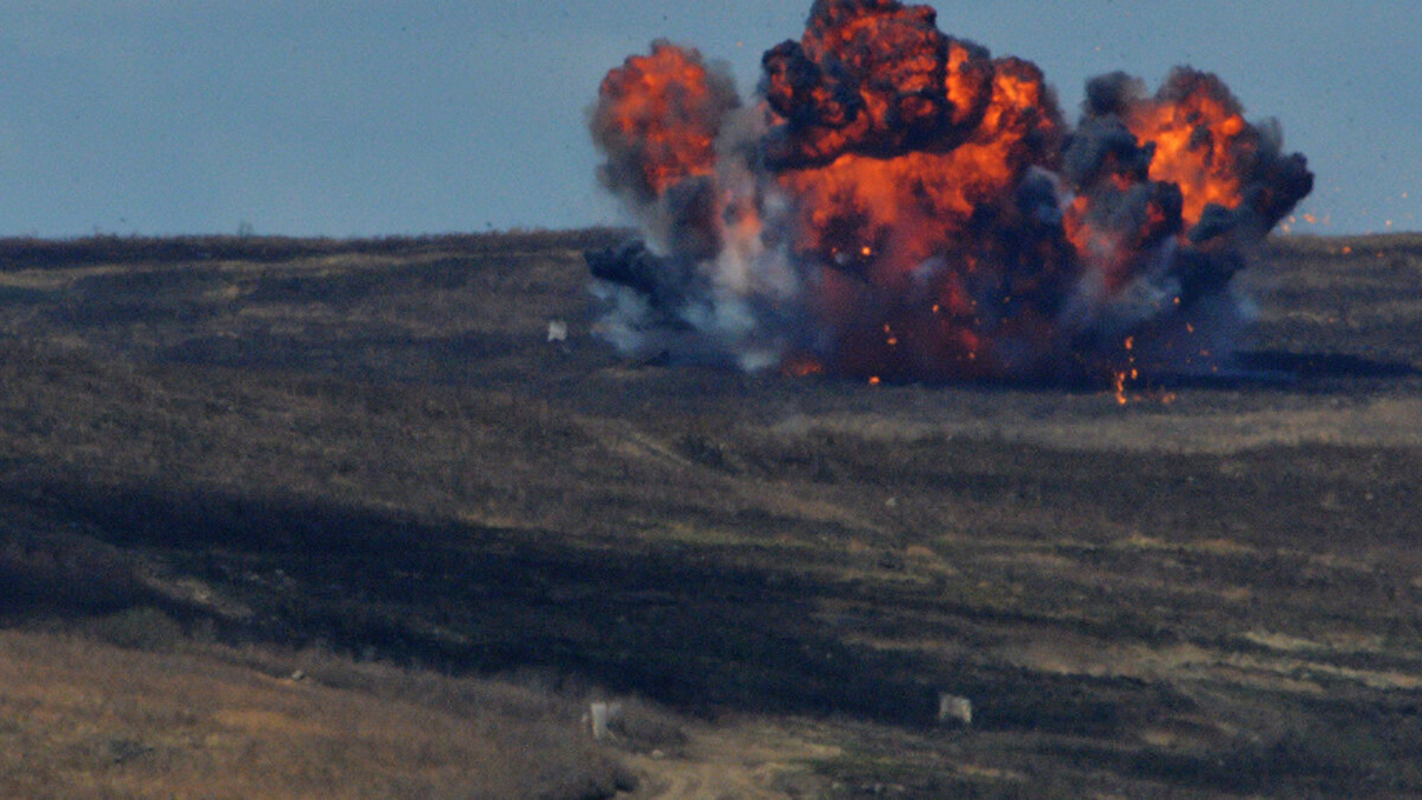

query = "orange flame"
[593, 42, 733, 199]
[1126, 73, 1249, 226]
[589, 1, 1313, 386]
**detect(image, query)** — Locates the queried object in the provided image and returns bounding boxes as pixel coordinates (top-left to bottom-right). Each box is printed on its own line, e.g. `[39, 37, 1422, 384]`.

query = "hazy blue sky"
[0, 2, 1417, 238]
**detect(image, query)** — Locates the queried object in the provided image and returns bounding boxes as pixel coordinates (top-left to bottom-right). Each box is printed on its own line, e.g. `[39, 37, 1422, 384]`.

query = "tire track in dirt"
[620, 718, 840, 799]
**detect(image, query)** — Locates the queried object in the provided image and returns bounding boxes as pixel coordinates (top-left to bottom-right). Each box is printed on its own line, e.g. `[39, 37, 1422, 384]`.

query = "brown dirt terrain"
[0, 230, 1419, 797]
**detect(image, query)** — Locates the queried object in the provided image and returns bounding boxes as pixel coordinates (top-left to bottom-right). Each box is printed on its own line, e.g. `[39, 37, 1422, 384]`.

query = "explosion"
[587, 0, 1313, 385]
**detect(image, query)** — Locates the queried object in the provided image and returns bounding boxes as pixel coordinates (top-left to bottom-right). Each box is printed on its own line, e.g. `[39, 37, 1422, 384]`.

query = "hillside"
[1, 230, 1420, 797]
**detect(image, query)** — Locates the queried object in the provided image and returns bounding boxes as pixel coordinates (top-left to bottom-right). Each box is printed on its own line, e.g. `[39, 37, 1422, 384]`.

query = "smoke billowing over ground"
[587, 0, 1313, 386]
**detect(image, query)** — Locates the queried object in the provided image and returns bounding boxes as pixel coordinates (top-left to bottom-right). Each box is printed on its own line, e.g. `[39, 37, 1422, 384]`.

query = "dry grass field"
[0, 229, 1419, 797]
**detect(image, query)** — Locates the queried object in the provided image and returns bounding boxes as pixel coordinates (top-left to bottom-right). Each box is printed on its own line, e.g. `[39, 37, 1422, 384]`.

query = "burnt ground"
[1, 230, 1421, 797]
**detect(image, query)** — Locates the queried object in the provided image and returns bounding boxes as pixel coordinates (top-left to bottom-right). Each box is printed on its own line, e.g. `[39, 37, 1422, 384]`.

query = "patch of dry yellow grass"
[778, 395, 1422, 454]
[0, 630, 631, 799]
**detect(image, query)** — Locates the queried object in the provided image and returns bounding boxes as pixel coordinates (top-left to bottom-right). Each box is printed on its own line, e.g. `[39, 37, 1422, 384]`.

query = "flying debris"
[587, 0, 1313, 384]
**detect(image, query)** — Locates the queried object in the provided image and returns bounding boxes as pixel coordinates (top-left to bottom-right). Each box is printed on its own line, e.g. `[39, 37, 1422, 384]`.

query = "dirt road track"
[623, 719, 841, 799]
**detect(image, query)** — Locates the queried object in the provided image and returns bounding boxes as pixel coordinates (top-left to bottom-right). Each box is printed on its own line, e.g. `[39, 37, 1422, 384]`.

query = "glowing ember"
[587, 0, 1313, 385]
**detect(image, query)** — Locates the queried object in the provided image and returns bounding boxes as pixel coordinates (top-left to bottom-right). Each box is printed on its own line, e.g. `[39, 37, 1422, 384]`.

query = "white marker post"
[938, 693, 973, 727]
